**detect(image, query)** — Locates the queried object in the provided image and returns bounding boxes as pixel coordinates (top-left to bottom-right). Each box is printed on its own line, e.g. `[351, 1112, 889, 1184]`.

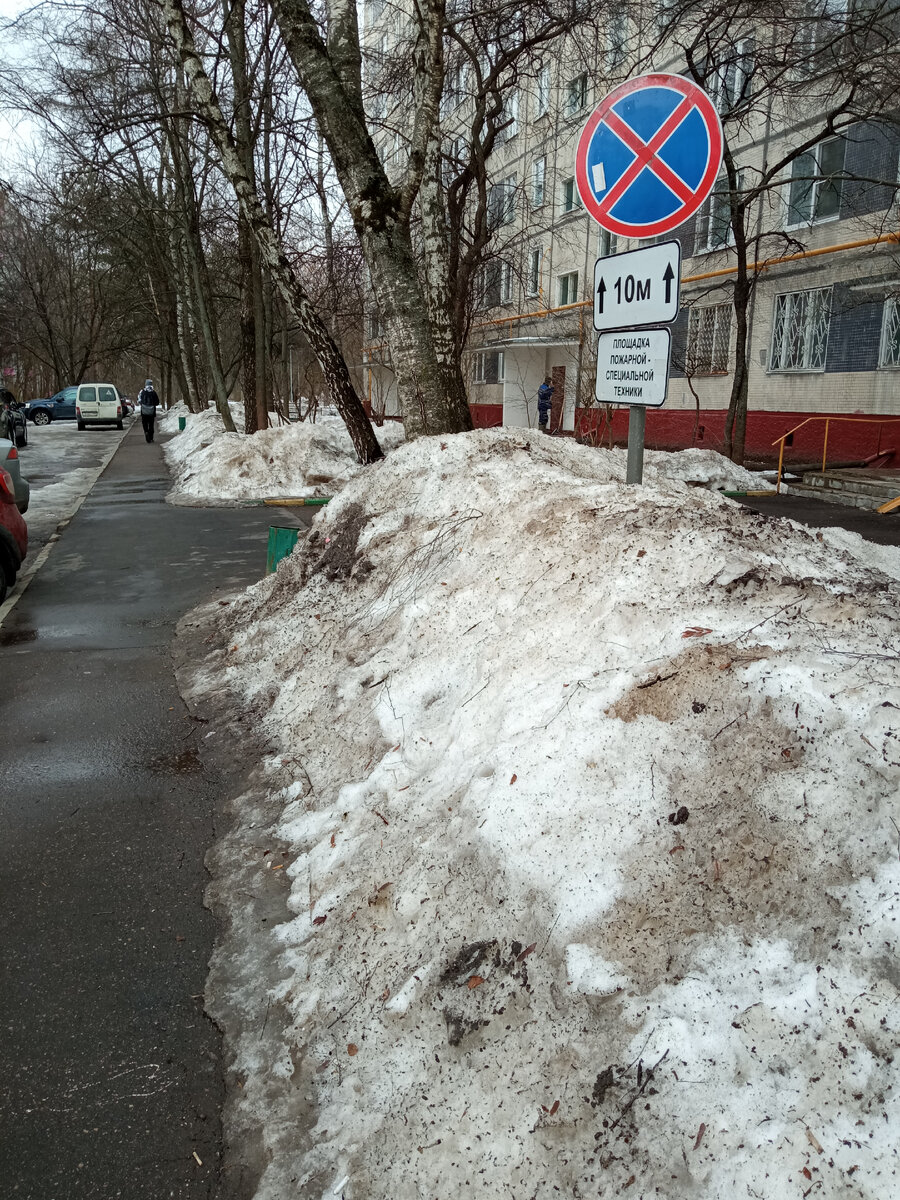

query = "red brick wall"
[574, 407, 900, 466]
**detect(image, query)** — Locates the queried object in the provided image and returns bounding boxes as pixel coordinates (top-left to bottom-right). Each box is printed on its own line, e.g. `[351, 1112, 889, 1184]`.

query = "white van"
[76, 383, 124, 431]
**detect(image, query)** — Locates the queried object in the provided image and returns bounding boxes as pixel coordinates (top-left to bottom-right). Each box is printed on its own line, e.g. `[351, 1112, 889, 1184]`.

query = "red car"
[0, 465, 27, 603]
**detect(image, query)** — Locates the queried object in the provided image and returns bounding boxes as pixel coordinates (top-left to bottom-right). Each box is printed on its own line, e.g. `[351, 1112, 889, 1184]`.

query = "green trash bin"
[266, 526, 300, 574]
[178, 416, 186, 431]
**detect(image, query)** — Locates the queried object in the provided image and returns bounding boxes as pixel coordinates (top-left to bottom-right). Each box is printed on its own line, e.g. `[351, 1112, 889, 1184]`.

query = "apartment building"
[363, 3, 900, 463]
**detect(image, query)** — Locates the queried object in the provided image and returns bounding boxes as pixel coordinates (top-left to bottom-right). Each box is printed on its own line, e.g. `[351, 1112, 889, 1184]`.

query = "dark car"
[0, 390, 28, 448]
[25, 386, 78, 425]
[0, 457, 28, 604]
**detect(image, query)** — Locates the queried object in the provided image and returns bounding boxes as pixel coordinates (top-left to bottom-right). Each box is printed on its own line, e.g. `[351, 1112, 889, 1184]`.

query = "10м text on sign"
[593, 241, 681, 333]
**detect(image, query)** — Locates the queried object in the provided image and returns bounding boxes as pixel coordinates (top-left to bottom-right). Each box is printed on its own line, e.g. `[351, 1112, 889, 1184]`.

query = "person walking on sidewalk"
[138, 379, 161, 443]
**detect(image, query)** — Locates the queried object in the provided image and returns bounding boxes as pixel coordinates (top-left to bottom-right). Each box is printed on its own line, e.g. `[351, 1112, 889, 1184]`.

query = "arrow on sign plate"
[596, 277, 606, 314]
[663, 262, 675, 306]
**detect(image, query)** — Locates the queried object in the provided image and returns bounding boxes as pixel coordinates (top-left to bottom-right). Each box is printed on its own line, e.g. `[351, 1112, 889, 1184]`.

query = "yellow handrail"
[773, 415, 900, 492]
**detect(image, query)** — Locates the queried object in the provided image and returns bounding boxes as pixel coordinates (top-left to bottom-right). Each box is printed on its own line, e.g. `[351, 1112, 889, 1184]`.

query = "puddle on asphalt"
[147, 746, 203, 774]
[0, 628, 37, 646]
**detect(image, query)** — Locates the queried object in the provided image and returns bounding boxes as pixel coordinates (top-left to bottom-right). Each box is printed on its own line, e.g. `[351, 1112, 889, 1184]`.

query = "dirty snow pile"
[159, 403, 405, 504]
[184, 429, 900, 1200]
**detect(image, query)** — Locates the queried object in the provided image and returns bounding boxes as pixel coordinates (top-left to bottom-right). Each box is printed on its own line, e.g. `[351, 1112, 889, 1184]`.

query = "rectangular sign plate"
[593, 240, 681, 333]
[595, 327, 671, 408]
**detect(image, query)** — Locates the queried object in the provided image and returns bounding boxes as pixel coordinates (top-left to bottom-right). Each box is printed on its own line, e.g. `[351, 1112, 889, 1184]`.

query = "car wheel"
[116, 421, 123, 430]
[77, 420, 85, 431]
[33, 410, 50, 426]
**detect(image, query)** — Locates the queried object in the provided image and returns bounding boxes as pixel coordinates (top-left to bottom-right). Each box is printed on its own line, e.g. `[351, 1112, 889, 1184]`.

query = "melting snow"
[159, 404, 405, 504]
[182, 429, 900, 1200]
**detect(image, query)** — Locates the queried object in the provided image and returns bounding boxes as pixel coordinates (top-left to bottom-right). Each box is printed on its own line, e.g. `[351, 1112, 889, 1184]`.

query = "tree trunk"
[238, 214, 258, 433]
[162, 0, 382, 463]
[270, 0, 471, 438]
[725, 273, 751, 465]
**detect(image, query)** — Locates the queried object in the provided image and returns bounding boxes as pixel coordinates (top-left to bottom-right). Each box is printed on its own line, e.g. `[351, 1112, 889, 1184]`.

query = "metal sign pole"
[626, 406, 646, 485]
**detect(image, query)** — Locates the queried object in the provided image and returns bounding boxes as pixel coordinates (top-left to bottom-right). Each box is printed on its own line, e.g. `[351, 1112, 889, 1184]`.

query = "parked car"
[0, 389, 28, 448]
[0, 447, 28, 603]
[0, 437, 29, 513]
[76, 382, 124, 430]
[25, 386, 78, 424]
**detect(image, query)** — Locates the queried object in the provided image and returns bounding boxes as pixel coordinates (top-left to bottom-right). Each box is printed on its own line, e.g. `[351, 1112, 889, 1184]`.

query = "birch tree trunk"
[161, 0, 383, 464]
[270, 0, 471, 437]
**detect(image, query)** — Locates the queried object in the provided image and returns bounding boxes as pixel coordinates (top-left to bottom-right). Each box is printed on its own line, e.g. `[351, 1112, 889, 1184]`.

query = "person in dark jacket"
[537, 377, 554, 432]
[138, 379, 161, 443]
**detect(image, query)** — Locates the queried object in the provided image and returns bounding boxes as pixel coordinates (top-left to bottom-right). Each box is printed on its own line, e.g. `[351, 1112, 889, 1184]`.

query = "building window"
[565, 73, 588, 117]
[474, 349, 504, 384]
[786, 138, 845, 226]
[535, 64, 551, 118]
[497, 90, 518, 143]
[488, 174, 516, 227]
[708, 39, 754, 114]
[656, 0, 678, 32]
[558, 271, 579, 306]
[795, 0, 849, 76]
[599, 228, 618, 258]
[561, 176, 580, 213]
[606, 7, 628, 69]
[531, 157, 546, 208]
[368, 311, 385, 340]
[694, 179, 733, 252]
[770, 287, 831, 371]
[879, 297, 900, 367]
[687, 305, 731, 375]
[528, 248, 542, 296]
[476, 261, 513, 308]
[442, 62, 465, 116]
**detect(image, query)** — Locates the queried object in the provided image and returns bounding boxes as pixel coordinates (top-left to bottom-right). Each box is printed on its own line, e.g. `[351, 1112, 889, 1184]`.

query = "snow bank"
[159, 404, 405, 504]
[187, 429, 900, 1200]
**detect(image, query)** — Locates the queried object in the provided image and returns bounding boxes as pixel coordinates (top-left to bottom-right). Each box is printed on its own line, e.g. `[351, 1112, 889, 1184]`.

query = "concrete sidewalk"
[0, 427, 310, 1199]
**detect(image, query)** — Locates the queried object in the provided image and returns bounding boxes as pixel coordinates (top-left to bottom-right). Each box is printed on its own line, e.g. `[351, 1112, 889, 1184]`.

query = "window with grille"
[879, 297, 900, 367]
[561, 177, 580, 213]
[687, 305, 731, 375]
[565, 74, 588, 117]
[528, 248, 542, 296]
[786, 138, 845, 226]
[558, 271, 579, 306]
[474, 350, 504, 384]
[535, 64, 551, 118]
[694, 179, 733, 252]
[770, 287, 832, 371]
[531, 158, 546, 208]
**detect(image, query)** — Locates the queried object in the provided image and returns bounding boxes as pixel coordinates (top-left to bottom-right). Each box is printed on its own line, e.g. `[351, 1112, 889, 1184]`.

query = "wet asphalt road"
[0, 425, 310, 1198]
[736, 491, 900, 546]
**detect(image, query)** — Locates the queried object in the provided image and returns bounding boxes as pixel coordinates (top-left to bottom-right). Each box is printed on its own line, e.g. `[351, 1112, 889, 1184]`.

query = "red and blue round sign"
[576, 73, 723, 240]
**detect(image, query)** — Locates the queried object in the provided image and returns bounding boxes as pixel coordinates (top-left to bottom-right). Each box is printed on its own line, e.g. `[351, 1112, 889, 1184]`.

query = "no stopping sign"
[576, 73, 723, 240]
